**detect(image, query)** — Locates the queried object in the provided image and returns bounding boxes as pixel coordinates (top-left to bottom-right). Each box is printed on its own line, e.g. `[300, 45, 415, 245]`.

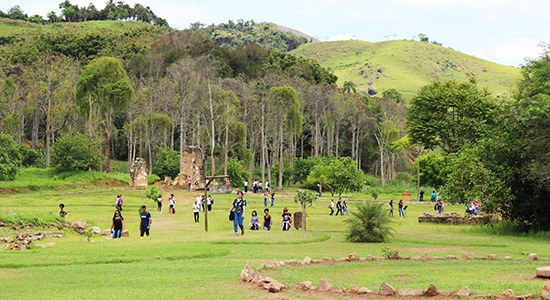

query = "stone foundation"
[418, 213, 497, 224]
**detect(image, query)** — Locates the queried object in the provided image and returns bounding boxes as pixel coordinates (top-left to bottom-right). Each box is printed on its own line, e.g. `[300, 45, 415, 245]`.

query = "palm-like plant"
[345, 201, 394, 243]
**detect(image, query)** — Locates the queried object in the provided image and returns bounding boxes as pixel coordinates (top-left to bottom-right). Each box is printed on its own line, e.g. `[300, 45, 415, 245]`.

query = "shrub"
[153, 147, 179, 180]
[146, 186, 160, 202]
[396, 172, 413, 185]
[294, 190, 318, 205]
[18, 145, 45, 167]
[51, 132, 103, 171]
[371, 189, 379, 200]
[227, 158, 249, 186]
[0, 133, 22, 180]
[345, 201, 394, 243]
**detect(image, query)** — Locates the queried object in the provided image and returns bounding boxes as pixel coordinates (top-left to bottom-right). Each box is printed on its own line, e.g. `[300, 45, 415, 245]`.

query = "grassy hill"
[291, 40, 522, 99]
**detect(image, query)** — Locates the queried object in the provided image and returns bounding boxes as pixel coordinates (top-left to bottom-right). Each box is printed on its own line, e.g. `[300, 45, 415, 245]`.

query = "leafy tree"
[345, 201, 394, 243]
[75, 57, 134, 173]
[152, 147, 179, 180]
[307, 156, 364, 197]
[412, 154, 446, 188]
[293, 156, 321, 184]
[0, 133, 22, 180]
[18, 145, 44, 167]
[382, 88, 403, 103]
[51, 132, 103, 171]
[226, 158, 249, 186]
[146, 185, 160, 202]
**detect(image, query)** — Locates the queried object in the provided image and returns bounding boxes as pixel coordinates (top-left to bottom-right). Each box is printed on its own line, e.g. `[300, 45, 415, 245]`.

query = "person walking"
[317, 183, 322, 197]
[115, 195, 123, 211]
[389, 200, 394, 216]
[263, 208, 272, 231]
[110, 210, 124, 239]
[243, 180, 248, 193]
[187, 177, 192, 191]
[270, 193, 275, 207]
[419, 190, 424, 202]
[329, 199, 335, 215]
[169, 194, 175, 214]
[195, 194, 202, 212]
[431, 190, 436, 202]
[335, 198, 343, 216]
[156, 194, 162, 213]
[139, 205, 151, 237]
[398, 200, 405, 217]
[281, 208, 292, 231]
[228, 191, 246, 236]
[207, 195, 213, 211]
[342, 200, 349, 216]
[192, 201, 200, 223]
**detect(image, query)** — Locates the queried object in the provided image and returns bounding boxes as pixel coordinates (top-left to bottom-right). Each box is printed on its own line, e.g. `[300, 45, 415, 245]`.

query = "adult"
[59, 203, 67, 218]
[263, 208, 272, 231]
[419, 190, 425, 202]
[398, 200, 405, 217]
[335, 198, 343, 216]
[281, 208, 292, 231]
[270, 193, 275, 207]
[329, 199, 335, 215]
[192, 201, 200, 223]
[265, 181, 269, 192]
[226, 178, 231, 186]
[243, 180, 248, 193]
[115, 195, 123, 211]
[156, 194, 162, 213]
[389, 200, 394, 216]
[317, 183, 322, 197]
[229, 190, 246, 236]
[139, 205, 151, 237]
[110, 210, 124, 239]
[430, 190, 436, 202]
[342, 200, 349, 216]
[195, 194, 203, 212]
[187, 177, 192, 191]
[169, 194, 175, 214]
[207, 195, 213, 211]
[250, 211, 260, 230]
[263, 191, 268, 207]
[258, 181, 263, 193]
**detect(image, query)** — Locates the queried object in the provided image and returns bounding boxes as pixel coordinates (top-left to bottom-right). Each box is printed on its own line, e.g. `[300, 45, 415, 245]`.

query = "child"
[59, 203, 67, 218]
[281, 208, 292, 231]
[263, 209, 272, 231]
[192, 201, 200, 223]
[249, 210, 260, 230]
[270, 193, 275, 207]
[156, 194, 162, 213]
[169, 194, 175, 214]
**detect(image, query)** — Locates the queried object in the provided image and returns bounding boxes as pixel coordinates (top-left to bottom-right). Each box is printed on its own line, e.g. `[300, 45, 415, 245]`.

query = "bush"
[19, 145, 45, 167]
[153, 147, 179, 180]
[371, 189, 379, 200]
[227, 158, 248, 186]
[51, 132, 103, 171]
[345, 201, 394, 243]
[396, 172, 413, 185]
[146, 186, 160, 202]
[0, 133, 22, 180]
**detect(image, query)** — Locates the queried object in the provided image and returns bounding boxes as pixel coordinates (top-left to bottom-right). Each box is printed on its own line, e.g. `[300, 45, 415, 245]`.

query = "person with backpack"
[335, 198, 343, 216]
[228, 191, 246, 236]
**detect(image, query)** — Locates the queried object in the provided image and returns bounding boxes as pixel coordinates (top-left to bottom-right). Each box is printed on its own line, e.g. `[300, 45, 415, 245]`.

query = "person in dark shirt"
[110, 210, 124, 239]
[229, 191, 246, 236]
[139, 205, 152, 237]
[281, 208, 292, 231]
[335, 198, 343, 216]
[263, 208, 272, 231]
[389, 200, 394, 216]
[419, 190, 425, 201]
[59, 203, 67, 218]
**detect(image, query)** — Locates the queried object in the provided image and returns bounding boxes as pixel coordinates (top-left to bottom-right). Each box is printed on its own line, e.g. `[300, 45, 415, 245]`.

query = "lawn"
[0, 184, 549, 299]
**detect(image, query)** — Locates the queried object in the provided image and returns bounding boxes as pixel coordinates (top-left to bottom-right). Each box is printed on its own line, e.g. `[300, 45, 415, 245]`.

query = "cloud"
[491, 38, 546, 66]
[327, 34, 358, 41]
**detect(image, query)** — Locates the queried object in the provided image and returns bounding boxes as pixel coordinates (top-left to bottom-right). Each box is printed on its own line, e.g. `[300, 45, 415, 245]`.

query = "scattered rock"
[379, 282, 396, 296]
[366, 255, 376, 261]
[257, 263, 265, 271]
[266, 281, 285, 293]
[541, 281, 550, 299]
[528, 253, 538, 261]
[302, 256, 312, 265]
[488, 254, 497, 260]
[349, 253, 360, 261]
[397, 289, 424, 297]
[323, 257, 334, 263]
[357, 287, 373, 295]
[349, 285, 359, 293]
[537, 267, 550, 278]
[101, 229, 111, 236]
[70, 221, 88, 229]
[318, 278, 334, 292]
[517, 258, 524, 261]
[499, 289, 515, 299]
[5, 237, 13, 243]
[424, 284, 440, 296]
[447, 255, 458, 260]
[515, 294, 532, 299]
[91, 227, 101, 235]
[457, 286, 471, 298]
[334, 287, 346, 293]
[337, 257, 349, 262]
[474, 294, 494, 299]
[297, 281, 315, 291]
[412, 256, 421, 260]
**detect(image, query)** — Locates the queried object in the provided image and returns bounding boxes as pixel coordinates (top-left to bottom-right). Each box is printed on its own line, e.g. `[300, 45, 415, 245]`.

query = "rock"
[447, 255, 458, 260]
[357, 287, 373, 295]
[397, 289, 424, 297]
[266, 281, 285, 293]
[285, 259, 297, 265]
[349, 253, 360, 261]
[323, 257, 334, 262]
[19, 244, 27, 250]
[317, 278, 334, 292]
[504, 256, 512, 261]
[121, 230, 129, 237]
[517, 258, 524, 261]
[70, 221, 88, 229]
[474, 294, 494, 299]
[499, 289, 515, 299]
[91, 227, 101, 235]
[412, 256, 421, 260]
[422, 252, 430, 260]
[536, 267, 550, 278]
[461, 253, 471, 260]
[457, 286, 471, 298]
[366, 255, 376, 261]
[424, 284, 440, 296]
[5, 237, 13, 243]
[3, 244, 9, 250]
[488, 254, 497, 260]
[257, 263, 265, 271]
[379, 282, 396, 296]
[335, 287, 346, 293]
[302, 256, 312, 265]
[129, 157, 148, 187]
[337, 257, 349, 262]
[528, 253, 538, 261]
[401, 255, 411, 260]
[541, 281, 550, 299]
[102, 229, 111, 236]
[515, 294, 532, 299]
[349, 285, 359, 293]
[297, 281, 314, 291]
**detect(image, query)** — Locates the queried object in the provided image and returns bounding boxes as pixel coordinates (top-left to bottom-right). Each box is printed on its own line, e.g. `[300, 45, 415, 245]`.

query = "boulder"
[487, 254, 497, 260]
[297, 281, 314, 291]
[91, 227, 101, 235]
[70, 221, 88, 229]
[461, 253, 471, 260]
[499, 289, 515, 299]
[357, 287, 373, 295]
[317, 278, 334, 292]
[528, 253, 538, 261]
[349, 253, 360, 261]
[302, 256, 312, 265]
[121, 230, 129, 237]
[397, 289, 424, 297]
[102, 229, 111, 236]
[457, 286, 471, 298]
[424, 284, 440, 296]
[337, 257, 349, 262]
[348, 285, 359, 293]
[379, 282, 396, 296]
[536, 267, 550, 278]
[422, 252, 430, 260]
[5, 237, 13, 243]
[447, 255, 458, 260]
[266, 281, 285, 293]
[541, 281, 550, 299]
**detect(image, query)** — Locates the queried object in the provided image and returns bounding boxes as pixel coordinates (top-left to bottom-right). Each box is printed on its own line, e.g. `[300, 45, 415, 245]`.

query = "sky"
[1, 0, 549, 67]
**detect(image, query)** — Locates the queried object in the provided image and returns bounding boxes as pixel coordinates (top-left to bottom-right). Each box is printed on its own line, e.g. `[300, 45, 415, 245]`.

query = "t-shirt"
[244, 181, 248, 186]
[169, 198, 175, 206]
[187, 178, 192, 184]
[192, 203, 200, 212]
[282, 213, 292, 222]
[157, 197, 162, 203]
[398, 202, 403, 208]
[140, 211, 151, 228]
[330, 202, 335, 208]
[207, 197, 212, 205]
[251, 216, 258, 223]
[233, 199, 246, 213]
[264, 215, 271, 228]
[195, 197, 202, 205]
[113, 217, 124, 230]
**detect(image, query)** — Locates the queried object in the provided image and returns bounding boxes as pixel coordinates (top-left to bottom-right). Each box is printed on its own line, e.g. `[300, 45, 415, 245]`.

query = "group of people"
[389, 199, 406, 217]
[243, 179, 269, 194]
[418, 190, 442, 202]
[192, 194, 214, 223]
[434, 200, 445, 216]
[328, 198, 349, 216]
[465, 198, 480, 215]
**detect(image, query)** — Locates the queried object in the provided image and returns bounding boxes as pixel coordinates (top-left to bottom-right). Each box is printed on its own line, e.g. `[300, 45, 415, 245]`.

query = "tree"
[345, 201, 394, 243]
[294, 190, 318, 230]
[75, 57, 134, 173]
[307, 156, 364, 197]
[51, 132, 103, 171]
[413, 154, 446, 188]
[0, 133, 22, 180]
[342, 81, 357, 94]
[153, 147, 179, 180]
[382, 88, 403, 103]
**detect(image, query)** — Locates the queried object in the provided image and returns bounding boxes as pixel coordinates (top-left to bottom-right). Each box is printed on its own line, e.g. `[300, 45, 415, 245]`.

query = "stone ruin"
[172, 146, 205, 190]
[129, 158, 148, 187]
[418, 212, 498, 224]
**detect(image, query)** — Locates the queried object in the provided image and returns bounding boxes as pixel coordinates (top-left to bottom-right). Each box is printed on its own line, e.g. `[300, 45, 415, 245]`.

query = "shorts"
[170, 204, 174, 208]
[158, 202, 162, 207]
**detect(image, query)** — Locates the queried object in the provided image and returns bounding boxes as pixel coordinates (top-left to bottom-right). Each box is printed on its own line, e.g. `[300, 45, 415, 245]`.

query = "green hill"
[291, 39, 521, 99]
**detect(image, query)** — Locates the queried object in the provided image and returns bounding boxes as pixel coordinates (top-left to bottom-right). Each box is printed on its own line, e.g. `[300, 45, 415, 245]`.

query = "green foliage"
[307, 156, 364, 197]
[413, 154, 446, 188]
[382, 88, 403, 103]
[51, 132, 103, 171]
[381, 247, 398, 259]
[146, 186, 160, 202]
[0, 133, 22, 180]
[18, 146, 44, 167]
[371, 189, 379, 200]
[0, 210, 64, 227]
[227, 158, 248, 186]
[152, 147, 179, 180]
[345, 201, 394, 243]
[294, 190, 318, 204]
[293, 156, 321, 184]
[395, 172, 412, 185]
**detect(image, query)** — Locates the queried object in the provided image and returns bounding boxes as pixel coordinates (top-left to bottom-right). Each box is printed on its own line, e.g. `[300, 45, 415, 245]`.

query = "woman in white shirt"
[192, 202, 200, 223]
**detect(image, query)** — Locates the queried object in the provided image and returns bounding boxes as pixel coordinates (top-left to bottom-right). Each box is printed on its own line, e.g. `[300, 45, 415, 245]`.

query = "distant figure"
[389, 200, 394, 216]
[419, 190, 425, 202]
[329, 199, 335, 215]
[435, 200, 443, 216]
[265, 181, 269, 192]
[226, 178, 231, 186]
[169, 194, 175, 214]
[263, 191, 268, 207]
[258, 181, 263, 193]
[243, 180, 248, 193]
[335, 198, 343, 216]
[59, 203, 67, 218]
[436, 190, 441, 202]
[342, 200, 349, 216]
[139, 205, 151, 237]
[270, 193, 275, 207]
[187, 177, 192, 191]
[250, 210, 260, 230]
[207, 195, 213, 211]
[281, 208, 292, 231]
[110, 210, 124, 239]
[398, 200, 405, 217]
[431, 190, 436, 202]
[263, 208, 272, 231]
[192, 201, 200, 223]
[115, 195, 123, 211]
[317, 183, 322, 197]
[156, 194, 162, 213]
[195, 195, 202, 212]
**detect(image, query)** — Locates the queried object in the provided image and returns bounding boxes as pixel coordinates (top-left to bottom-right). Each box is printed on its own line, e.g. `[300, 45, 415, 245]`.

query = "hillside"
[291, 40, 522, 99]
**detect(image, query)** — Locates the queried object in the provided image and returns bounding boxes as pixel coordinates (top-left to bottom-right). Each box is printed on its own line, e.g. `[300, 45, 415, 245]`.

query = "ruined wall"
[129, 158, 148, 187]
[172, 146, 205, 190]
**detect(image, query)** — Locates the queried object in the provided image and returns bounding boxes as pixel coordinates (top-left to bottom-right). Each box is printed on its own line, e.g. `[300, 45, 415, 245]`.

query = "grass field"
[291, 39, 522, 100]
[1, 180, 550, 299]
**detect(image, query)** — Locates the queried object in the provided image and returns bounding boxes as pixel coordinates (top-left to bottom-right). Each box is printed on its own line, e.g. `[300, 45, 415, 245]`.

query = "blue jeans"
[329, 208, 334, 215]
[343, 208, 349, 216]
[233, 211, 244, 234]
[188, 183, 191, 191]
[271, 199, 274, 207]
[112, 229, 121, 239]
[335, 208, 342, 216]
[264, 198, 267, 207]
[399, 208, 405, 217]
[115, 204, 122, 211]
